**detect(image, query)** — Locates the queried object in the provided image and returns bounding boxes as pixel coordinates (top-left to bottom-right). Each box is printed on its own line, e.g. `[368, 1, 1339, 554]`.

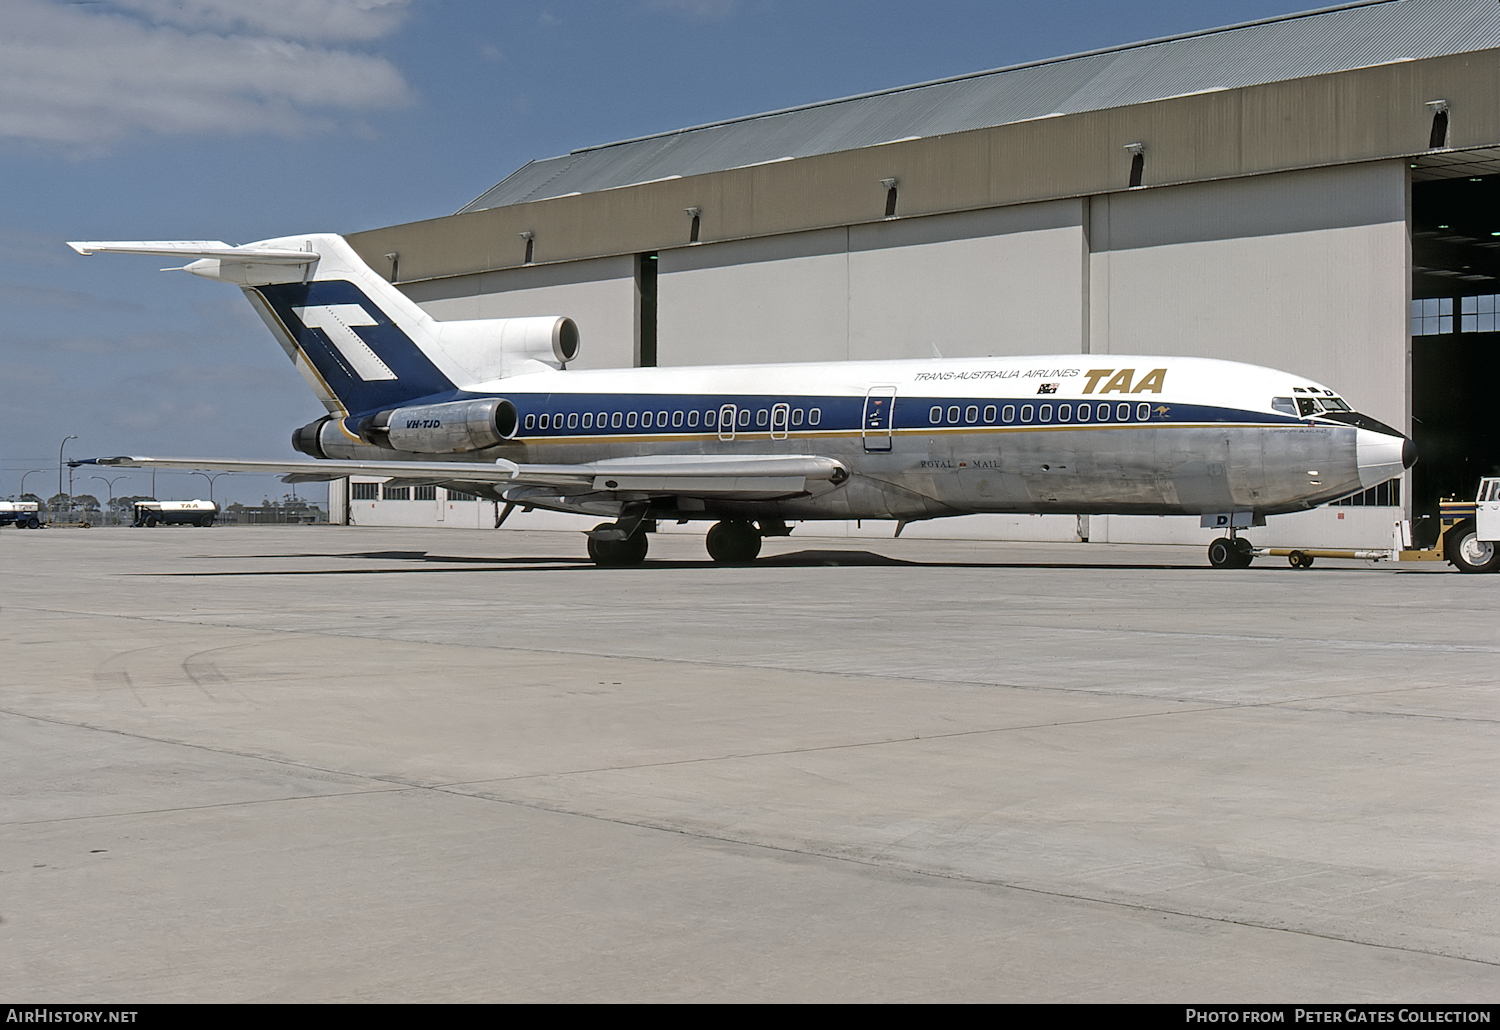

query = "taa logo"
[1081, 368, 1167, 394]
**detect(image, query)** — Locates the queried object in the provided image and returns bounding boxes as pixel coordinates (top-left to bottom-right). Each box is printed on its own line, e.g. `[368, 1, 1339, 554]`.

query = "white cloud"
[105, 0, 410, 43]
[0, 0, 413, 148]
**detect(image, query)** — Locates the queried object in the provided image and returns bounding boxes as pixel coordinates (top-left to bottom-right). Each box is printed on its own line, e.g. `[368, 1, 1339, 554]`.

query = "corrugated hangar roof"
[460, 0, 1500, 214]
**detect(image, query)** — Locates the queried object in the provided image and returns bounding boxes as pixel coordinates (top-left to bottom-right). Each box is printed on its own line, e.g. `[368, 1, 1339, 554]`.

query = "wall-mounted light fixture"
[880, 178, 899, 217]
[1124, 143, 1145, 188]
[384, 252, 399, 283]
[1426, 99, 1450, 149]
[685, 207, 701, 244]
[519, 231, 534, 265]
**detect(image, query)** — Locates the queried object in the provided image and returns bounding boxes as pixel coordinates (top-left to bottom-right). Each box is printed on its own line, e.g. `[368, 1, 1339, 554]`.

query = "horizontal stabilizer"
[67, 241, 318, 263]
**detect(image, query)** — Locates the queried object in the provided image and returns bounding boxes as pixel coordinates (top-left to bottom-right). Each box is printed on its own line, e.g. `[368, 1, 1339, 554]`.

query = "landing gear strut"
[705, 520, 762, 564]
[1207, 533, 1254, 569]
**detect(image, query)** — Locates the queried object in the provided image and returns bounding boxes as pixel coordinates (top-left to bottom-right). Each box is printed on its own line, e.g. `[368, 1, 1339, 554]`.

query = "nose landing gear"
[1207, 533, 1255, 569]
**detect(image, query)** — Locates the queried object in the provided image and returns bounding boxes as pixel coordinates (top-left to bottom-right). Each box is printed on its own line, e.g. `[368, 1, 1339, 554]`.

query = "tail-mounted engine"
[355, 397, 520, 453]
[436, 315, 580, 380]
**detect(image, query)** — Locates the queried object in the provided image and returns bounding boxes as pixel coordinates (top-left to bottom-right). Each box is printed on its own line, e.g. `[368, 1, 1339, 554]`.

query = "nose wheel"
[1208, 536, 1254, 569]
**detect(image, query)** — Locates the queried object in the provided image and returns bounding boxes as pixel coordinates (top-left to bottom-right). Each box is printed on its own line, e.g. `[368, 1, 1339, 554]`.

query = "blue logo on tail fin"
[255, 280, 453, 412]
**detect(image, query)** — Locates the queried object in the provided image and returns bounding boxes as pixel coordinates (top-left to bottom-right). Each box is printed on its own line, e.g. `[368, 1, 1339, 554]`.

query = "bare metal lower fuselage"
[318, 416, 1362, 525]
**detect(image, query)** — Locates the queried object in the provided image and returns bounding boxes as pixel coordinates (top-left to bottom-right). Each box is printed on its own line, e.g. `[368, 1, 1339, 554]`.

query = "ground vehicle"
[132, 500, 218, 527]
[0, 501, 42, 529]
[1257, 476, 1500, 573]
[1439, 477, 1500, 573]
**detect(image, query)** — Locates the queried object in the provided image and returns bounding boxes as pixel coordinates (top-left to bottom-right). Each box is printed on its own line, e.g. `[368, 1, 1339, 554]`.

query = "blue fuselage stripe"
[345, 390, 1308, 439]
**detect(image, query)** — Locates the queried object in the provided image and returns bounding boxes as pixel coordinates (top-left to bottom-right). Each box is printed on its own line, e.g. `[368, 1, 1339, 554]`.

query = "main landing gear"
[1207, 533, 1255, 569]
[584, 516, 790, 567]
[587, 524, 649, 566]
[705, 520, 761, 564]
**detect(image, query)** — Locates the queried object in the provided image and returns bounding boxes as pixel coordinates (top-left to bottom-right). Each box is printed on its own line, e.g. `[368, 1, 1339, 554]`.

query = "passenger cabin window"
[808, 408, 821, 425]
[791, 409, 804, 426]
[930, 406, 942, 424]
[983, 405, 997, 423]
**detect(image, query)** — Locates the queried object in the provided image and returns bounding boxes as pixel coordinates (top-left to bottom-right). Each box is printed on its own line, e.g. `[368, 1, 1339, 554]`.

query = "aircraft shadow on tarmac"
[155, 548, 1208, 575]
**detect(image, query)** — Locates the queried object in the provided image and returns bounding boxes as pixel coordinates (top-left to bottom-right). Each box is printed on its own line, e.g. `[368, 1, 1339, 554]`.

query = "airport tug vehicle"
[1254, 477, 1500, 573]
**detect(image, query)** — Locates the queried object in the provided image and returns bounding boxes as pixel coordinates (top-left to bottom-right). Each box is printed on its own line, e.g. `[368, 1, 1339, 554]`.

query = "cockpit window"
[1272, 397, 1296, 415]
[1290, 394, 1353, 417]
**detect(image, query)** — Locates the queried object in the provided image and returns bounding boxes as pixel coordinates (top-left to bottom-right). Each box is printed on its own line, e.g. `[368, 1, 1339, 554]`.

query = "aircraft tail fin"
[68, 233, 579, 418]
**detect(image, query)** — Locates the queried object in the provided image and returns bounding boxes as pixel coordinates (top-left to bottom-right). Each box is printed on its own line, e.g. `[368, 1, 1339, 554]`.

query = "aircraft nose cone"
[1356, 428, 1409, 488]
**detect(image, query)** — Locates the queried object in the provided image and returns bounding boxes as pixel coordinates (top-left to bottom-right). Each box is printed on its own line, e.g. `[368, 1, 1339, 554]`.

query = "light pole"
[56, 435, 76, 519]
[91, 475, 129, 525]
[19, 469, 45, 499]
[190, 471, 229, 505]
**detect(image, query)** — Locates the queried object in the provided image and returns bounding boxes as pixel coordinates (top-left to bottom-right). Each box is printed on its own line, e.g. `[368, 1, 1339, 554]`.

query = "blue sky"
[1, 0, 1325, 506]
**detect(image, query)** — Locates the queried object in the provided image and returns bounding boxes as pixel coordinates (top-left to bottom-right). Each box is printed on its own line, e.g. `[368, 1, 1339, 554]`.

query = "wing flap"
[74, 453, 848, 498]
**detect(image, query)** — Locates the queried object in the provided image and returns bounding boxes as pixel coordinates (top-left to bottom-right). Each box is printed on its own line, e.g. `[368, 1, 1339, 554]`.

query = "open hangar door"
[1410, 158, 1500, 520]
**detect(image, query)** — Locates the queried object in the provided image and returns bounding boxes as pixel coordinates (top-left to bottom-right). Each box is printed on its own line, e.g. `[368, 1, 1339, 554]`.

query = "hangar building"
[333, 0, 1500, 547]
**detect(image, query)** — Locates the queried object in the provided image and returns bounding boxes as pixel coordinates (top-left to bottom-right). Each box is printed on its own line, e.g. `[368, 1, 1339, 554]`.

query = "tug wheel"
[1446, 519, 1500, 574]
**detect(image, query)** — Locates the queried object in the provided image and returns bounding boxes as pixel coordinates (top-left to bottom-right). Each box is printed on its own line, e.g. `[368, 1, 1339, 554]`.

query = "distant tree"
[19, 493, 41, 504]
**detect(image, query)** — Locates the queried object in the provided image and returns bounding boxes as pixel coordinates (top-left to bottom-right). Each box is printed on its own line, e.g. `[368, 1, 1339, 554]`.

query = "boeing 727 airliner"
[68, 233, 1415, 567]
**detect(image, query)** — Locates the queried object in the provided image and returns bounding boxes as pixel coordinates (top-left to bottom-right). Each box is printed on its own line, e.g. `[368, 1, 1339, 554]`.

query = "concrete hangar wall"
[340, 1, 1500, 547]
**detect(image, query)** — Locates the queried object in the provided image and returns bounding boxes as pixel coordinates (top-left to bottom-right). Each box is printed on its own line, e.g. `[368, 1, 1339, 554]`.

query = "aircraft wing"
[73, 454, 848, 498]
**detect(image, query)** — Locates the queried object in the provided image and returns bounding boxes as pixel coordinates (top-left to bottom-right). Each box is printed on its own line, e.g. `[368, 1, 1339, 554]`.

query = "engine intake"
[357, 397, 519, 453]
